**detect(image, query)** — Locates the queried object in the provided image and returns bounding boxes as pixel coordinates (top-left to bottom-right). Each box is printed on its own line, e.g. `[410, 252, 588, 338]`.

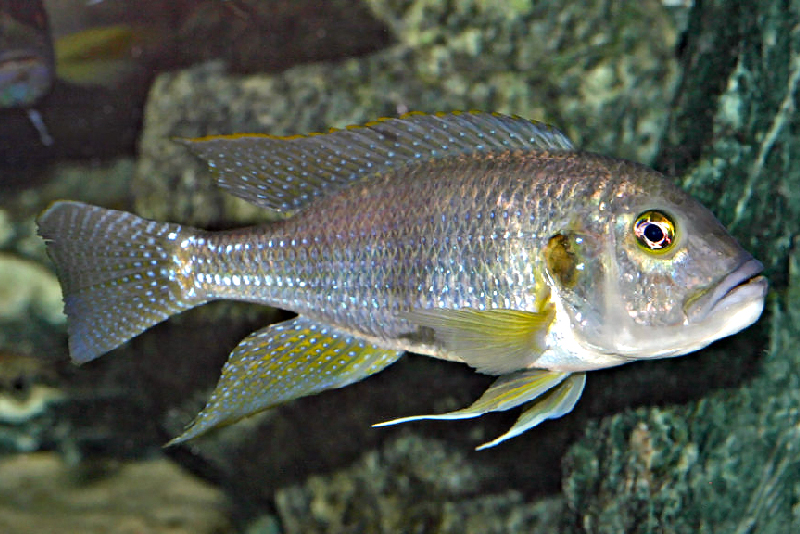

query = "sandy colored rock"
[0, 253, 64, 325]
[0, 452, 232, 534]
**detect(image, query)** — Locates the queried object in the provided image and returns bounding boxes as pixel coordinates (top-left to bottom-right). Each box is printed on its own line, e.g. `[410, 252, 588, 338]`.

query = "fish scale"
[37, 112, 766, 449]
[186, 153, 599, 342]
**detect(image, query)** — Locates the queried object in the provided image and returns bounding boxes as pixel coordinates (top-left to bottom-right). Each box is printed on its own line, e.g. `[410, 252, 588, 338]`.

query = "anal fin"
[168, 316, 401, 445]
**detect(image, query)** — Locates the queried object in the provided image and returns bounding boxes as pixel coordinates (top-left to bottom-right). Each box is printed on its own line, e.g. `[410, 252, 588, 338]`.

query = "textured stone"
[0, 253, 64, 325]
[561, 1, 800, 531]
[0, 350, 64, 453]
[0, 452, 232, 533]
[274, 436, 563, 534]
[562, 238, 799, 533]
[658, 0, 800, 279]
[133, 0, 678, 225]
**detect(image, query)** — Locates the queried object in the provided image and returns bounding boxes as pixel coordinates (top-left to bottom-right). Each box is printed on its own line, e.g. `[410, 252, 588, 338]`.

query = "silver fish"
[37, 112, 767, 449]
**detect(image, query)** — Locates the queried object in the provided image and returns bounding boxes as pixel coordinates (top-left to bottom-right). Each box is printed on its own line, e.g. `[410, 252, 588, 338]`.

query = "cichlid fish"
[1, 0, 153, 145]
[0, 1, 53, 108]
[0, 0, 55, 144]
[37, 112, 768, 449]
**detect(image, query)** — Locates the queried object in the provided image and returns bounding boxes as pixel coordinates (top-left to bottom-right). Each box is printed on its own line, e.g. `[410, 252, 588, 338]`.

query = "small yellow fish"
[37, 112, 767, 449]
[54, 24, 142, 87]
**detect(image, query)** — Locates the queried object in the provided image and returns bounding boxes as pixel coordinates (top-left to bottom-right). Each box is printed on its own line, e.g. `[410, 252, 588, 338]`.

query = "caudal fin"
[37, 201, 207, 364]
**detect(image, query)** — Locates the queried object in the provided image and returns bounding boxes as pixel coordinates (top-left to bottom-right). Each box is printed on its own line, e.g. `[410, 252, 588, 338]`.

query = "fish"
[0, 0, 55, 144]
[0, 1, 53, 108]
[53, 24, 143, 87]
[36, 112, 768, 449]
[1, 0, 151, 145]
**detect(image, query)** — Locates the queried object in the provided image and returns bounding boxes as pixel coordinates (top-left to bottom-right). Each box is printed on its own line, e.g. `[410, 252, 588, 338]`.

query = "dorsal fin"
[181, 111, 574, 212]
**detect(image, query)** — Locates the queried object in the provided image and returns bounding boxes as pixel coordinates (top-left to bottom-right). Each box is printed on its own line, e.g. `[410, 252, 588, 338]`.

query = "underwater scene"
[0, 0, 798, 532]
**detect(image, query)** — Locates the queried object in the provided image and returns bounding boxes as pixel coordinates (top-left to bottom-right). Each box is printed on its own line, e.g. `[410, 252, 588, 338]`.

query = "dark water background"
[0, 1, 797, 532]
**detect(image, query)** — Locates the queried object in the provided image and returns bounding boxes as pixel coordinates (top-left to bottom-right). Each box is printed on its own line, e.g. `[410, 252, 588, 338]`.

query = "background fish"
[37, 112, 767, 449]
[0, 0, 157, 146]
[0, 1, 53, 108]
[53, 24, 145, 87]
[0, 0, 54, 144]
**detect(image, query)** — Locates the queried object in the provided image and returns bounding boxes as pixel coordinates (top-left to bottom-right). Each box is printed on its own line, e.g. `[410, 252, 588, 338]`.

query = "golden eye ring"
[633, 210, 676, 253]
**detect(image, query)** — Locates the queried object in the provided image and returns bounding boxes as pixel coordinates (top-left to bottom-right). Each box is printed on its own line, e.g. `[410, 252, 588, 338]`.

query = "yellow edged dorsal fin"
[181, 112, 574, 213]
[403, 308, 555, 375]
[167, 316, 401, 445]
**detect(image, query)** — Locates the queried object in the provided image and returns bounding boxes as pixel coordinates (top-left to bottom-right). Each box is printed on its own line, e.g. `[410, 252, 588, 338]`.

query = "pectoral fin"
[476, 372, 586, 450]
[375, 368, 568, 424]
[168, 316, 401, 445]
[403, 308, 555, 374]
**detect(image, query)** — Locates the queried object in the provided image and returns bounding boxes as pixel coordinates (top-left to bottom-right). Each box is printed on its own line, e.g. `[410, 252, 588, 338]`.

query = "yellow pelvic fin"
[403, 308, 555, 375]
[375, 368, 569, 425]
[476, 372, 586, 450]
[167, 316, 401, 445]
[375, 369, 585, 450]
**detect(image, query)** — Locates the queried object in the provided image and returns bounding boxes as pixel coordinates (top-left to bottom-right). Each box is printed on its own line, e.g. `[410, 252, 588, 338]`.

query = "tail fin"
[37, 201, 207, 364]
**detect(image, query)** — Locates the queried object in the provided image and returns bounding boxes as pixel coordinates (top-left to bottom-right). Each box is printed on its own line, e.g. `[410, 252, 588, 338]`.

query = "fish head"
[0, 1, 55, 108]
[0, 49, 54, 106]
[0, 7, 54, 108]
[543, 161, 767, 368]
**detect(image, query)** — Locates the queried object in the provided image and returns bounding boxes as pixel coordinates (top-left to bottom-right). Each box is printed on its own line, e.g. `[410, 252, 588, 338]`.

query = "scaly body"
[38, 112, 767, 449]
[186, 151, 608, 355]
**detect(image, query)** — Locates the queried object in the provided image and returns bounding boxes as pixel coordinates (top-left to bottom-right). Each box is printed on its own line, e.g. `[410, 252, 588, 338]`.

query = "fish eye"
[633, 210, 676, 253]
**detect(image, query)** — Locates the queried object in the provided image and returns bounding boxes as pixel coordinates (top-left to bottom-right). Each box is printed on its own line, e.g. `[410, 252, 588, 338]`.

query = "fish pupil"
[644, 223, 663, 244]
[634, 210, 675, 252]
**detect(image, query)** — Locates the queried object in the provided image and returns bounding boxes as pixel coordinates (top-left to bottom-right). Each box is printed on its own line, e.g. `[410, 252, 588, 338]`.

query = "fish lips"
[685, 258, 768, 325]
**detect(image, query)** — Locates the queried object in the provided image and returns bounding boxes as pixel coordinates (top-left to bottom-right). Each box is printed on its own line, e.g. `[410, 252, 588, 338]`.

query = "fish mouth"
[685, 258, 768, 323]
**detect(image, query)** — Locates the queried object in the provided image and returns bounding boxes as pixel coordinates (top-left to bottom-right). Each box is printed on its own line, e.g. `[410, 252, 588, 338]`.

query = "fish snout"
[685, 257, 767, 324]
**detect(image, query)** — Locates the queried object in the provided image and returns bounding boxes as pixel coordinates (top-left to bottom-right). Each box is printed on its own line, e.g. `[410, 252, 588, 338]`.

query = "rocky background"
[0, 0, 797, 532]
